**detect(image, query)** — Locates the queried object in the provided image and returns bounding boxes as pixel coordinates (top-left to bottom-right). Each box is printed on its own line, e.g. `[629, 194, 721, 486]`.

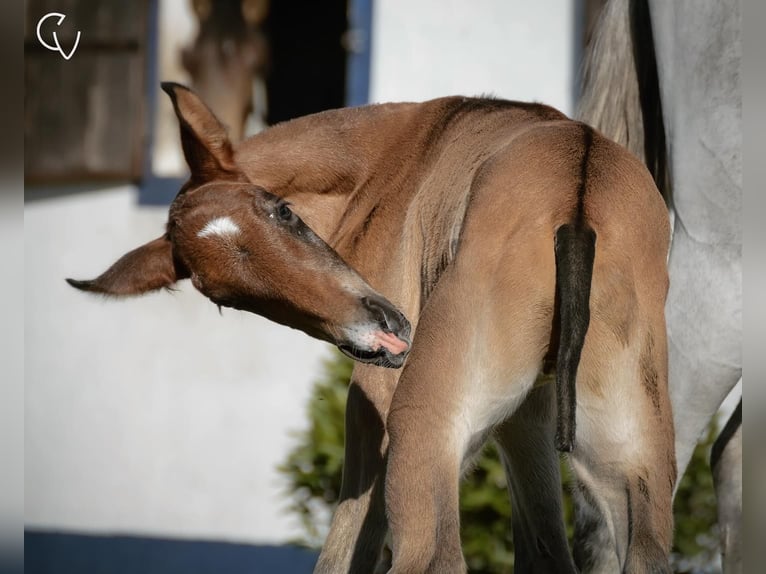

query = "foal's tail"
[553, 223, 596, 452]
[577, 0, 669, 201]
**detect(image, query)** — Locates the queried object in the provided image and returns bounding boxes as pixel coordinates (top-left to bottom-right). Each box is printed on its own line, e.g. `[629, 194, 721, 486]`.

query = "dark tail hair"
[710, 399, 742, 472]
[576, 0, 669, 202]
[554, 223, 596, 452]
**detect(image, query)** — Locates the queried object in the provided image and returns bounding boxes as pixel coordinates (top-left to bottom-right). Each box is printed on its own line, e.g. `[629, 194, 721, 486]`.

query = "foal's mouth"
[338, 330, 411, 369]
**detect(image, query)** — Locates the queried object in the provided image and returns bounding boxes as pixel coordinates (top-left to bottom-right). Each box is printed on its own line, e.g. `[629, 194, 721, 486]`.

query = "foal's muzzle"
[339, 296, 412, 368]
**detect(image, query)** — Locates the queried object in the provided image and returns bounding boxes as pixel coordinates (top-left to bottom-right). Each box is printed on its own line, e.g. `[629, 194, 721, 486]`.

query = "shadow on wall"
[25, 531, 319, 574]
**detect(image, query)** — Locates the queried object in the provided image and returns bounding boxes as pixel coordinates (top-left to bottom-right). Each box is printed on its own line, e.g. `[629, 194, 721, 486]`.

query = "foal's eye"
[276, 202, 293, 222]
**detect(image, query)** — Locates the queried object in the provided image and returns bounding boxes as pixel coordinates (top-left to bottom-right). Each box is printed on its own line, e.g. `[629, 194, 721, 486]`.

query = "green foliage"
[458, 443, 514, 572]
[279, 351, 721, 572]
[671, 422, 721, 573]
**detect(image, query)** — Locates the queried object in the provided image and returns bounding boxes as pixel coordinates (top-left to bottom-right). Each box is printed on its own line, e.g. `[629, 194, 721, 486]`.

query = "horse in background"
[576, 0, 742, 570]
[182, 0, 270, 142]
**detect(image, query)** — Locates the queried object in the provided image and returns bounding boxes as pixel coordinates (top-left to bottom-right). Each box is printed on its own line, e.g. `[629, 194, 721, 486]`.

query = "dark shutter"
[25, 0, 148, 184]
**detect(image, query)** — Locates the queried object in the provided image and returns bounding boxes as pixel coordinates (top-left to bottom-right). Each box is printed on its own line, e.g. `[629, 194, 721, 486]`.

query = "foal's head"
[67, 83, 411, 368]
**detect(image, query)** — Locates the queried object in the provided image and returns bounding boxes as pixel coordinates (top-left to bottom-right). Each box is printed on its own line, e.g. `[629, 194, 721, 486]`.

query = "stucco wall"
[371, 0, 575, 114]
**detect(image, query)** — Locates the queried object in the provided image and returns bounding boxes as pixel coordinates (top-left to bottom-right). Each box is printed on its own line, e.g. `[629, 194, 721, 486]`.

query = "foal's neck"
[234, 102, 425, 247]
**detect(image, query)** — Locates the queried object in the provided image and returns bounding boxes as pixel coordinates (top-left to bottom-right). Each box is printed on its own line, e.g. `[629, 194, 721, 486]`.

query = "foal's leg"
[711, 400, 742, 574]
[571, 320, 676, 574]
[384, 318, 472, 574]
[494, 382, 577, 574]
[385, 252, 551, 574]
[314, 365, 398, 574]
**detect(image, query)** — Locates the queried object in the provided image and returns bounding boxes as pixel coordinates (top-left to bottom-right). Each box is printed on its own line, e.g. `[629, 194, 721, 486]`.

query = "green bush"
[671, 422, 721, 573]
[279, 351, 720, 572]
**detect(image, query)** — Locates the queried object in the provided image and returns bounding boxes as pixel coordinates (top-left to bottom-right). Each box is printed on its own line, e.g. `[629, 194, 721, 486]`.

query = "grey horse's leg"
[711, 400, 742, 574]
[664, 231, 742, 483]
[495, 382, 577, 574]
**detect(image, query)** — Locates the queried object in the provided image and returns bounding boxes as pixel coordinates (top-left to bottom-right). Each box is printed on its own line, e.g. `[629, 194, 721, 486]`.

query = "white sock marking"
[197, 216, 241, 239]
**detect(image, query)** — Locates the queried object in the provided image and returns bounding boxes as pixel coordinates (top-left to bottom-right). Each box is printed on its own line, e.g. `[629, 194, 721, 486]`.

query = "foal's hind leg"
[385, 247, 553, 574]
[571, 321, 676, 574]
[711, 400, 742, 574]
[314, 366, 398, 574]
[495, 382, 577, 574]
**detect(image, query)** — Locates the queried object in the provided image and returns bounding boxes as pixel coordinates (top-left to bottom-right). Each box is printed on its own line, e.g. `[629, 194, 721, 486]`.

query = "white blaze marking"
[197, 216, 241, 239]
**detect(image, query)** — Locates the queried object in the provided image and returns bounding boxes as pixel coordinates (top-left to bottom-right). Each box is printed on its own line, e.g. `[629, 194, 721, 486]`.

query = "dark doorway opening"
[264, 0, 349, 125]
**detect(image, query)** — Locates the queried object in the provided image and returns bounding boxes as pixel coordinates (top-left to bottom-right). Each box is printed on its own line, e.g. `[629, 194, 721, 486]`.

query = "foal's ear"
[161, 82, 238, 180]
[66, 236, 189, 297]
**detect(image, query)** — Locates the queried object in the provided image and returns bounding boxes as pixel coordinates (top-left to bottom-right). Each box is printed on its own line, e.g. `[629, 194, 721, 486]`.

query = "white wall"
[371, 0, 575, 115]
[25, 0, 577, 546]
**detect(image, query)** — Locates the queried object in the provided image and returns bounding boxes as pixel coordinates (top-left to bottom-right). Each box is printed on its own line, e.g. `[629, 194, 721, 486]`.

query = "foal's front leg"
[385, 351, 468, 574]
[314, 365, 399, 574]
